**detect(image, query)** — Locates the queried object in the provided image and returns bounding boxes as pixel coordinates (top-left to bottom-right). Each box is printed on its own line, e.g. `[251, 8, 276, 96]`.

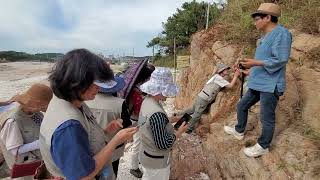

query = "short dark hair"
[49, 49, 114, 101]
[252, 13, 278, 23]
[134, 64, 155, 85]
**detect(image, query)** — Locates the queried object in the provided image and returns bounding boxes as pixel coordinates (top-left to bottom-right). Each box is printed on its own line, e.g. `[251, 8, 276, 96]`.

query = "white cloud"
[0, 0, 213, 56]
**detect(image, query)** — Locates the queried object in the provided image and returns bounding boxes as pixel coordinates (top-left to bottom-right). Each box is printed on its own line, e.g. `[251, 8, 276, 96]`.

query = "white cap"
[94, 80, 117, 89]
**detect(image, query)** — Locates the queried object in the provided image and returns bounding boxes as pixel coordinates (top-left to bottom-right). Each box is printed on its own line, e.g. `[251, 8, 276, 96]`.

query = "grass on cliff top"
[153, 0, 319, 65]
[218, 0, 320, 56]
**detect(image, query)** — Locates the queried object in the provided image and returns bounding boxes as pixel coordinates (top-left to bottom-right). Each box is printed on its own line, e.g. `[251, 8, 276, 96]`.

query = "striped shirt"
[149, 112, 176, 150]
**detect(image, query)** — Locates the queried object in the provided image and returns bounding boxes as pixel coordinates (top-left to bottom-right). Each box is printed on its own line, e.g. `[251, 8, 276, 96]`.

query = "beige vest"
[138, 97, 174, 169]
[0, 108, 42, 168]
[39, 95, 107, 178]
[197, 81, 221, 102]
[86, 94, 125, 162]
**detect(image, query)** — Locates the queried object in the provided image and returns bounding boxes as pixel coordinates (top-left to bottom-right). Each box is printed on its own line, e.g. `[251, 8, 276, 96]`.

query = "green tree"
[147, 0, 221, 54]
[0, 51, 63, 62]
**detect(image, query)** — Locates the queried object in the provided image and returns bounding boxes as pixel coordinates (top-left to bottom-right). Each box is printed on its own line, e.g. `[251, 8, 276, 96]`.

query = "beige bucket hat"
[140, 67, 179, 97]
[251, 3, 281, 17]
[12, 83, 53, 109]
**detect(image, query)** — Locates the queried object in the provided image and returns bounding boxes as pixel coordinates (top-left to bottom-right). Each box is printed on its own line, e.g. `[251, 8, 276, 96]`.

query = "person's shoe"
[130, 168, 143, 178]
[243, 143, 269, 157]
[224, 126, 244, 140]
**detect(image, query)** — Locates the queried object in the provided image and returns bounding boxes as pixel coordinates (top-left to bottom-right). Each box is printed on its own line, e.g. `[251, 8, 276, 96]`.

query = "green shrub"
[279, 0, 320, 34]
[218, 0, 262, 48]
[152, 55, 175, 68]
[218, 0, 320, 52]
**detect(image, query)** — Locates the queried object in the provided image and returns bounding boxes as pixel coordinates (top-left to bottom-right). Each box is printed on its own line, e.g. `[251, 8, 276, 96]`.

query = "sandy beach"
[0, 62, 52, 101]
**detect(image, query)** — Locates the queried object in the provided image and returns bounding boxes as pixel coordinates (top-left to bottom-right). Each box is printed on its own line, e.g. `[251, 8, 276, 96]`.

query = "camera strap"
[240, 72, 245, 98]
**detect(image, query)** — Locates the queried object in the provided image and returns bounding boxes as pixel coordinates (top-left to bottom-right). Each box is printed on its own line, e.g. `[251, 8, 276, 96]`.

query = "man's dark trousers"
[235, 88, 280, 149]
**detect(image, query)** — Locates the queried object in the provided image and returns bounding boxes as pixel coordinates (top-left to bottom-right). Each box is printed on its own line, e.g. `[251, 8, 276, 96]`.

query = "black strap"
[121, 101, 132, 128]
[143, 151, 164, 159]
[130, 118, 138, 122]
[116, 143, 125, 149]
[202, 91, 210, 97]
[240, 73, 245, 98]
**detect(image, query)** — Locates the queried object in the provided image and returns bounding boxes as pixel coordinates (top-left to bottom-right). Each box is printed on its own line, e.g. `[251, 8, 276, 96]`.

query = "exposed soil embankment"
[171, 26, 320, 180]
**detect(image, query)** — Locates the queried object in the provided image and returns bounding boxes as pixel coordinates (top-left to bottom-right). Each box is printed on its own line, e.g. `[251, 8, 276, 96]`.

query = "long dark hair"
[134, 64, 155, 86]
[49, 49, 113, 101]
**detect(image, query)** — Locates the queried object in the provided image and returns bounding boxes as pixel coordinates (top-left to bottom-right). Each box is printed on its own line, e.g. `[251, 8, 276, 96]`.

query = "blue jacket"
[248, 25, 292, 93]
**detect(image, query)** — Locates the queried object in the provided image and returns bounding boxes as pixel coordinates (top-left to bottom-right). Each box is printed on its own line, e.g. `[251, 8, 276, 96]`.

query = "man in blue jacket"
[224, 3, 292, 157]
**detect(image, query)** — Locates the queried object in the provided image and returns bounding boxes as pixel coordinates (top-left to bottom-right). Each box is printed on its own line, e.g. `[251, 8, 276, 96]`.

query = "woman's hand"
[175, 121, 189, 138]
[86, 127, 138, 180]
[232, 63, 239, 70]
[110, 127, 138, 147]
[233, 69, 241, 78]
[169, 116, 180, 123]
[105, 119, 123, 134]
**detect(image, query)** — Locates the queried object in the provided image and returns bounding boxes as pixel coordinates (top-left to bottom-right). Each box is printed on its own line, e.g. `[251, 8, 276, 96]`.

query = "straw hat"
[12, 83, 53, 109]
[251, 3, 281, 18]
[139, 67, 178, 97]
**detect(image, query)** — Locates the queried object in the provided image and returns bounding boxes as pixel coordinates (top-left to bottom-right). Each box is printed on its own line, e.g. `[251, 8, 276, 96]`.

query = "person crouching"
[175, 63, 240, 133]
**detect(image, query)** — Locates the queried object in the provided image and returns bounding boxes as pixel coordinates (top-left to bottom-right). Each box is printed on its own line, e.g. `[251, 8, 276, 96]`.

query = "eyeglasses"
[254, 17, 262, 22]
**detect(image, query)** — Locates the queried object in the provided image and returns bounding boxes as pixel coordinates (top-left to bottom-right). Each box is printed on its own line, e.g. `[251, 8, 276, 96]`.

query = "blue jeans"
[235, 88, 281, 149]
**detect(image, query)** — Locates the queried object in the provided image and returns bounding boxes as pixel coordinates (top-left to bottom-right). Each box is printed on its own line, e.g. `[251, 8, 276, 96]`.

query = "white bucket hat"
[139, 67, 179, 97]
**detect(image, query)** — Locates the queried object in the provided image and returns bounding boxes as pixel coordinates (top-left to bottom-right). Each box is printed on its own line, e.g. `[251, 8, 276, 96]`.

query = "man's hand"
[240, 58, 264, 69]
[105, 119, 123, 134]
[241, 69, 250, 76]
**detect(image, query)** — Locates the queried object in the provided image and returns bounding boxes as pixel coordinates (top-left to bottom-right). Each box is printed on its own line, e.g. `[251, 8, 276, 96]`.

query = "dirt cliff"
[171, 26, 320, 180]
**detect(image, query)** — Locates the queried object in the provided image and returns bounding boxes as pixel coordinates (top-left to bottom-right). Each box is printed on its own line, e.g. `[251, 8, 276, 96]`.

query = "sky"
[0, 0, 220, 57]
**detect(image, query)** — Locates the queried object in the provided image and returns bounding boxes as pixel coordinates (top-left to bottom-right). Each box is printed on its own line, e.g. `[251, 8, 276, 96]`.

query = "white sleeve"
[206, 75, 217, 85]
[0, 118, 24, 150]
[0, 103, 16, 113]
[214, 75, 230, 88]
[10, 140, 40, 155]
